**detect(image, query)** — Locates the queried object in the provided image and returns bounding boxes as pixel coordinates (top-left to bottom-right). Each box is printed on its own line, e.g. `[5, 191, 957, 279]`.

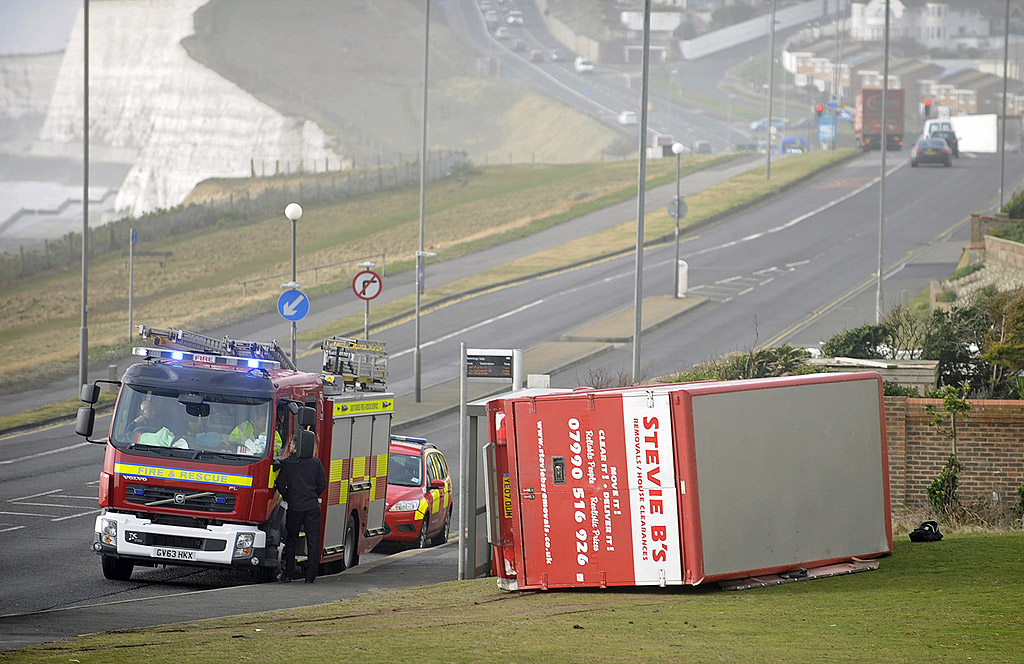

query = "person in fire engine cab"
[128, 400, 155, 432]
[276, 435, 328, 583]
[230, 408, 282, 456]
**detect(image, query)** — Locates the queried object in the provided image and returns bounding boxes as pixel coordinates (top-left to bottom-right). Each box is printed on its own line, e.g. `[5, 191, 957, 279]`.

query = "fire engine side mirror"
[75, 406, 95, 437]
[80, 383, 101, 404]
[299, 406, 316, 428]
[298, 429, 315, 456]
[75, 406, 107, 445]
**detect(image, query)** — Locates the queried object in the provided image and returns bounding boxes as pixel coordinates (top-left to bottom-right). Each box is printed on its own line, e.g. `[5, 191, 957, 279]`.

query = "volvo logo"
[174, 493, 186, 505]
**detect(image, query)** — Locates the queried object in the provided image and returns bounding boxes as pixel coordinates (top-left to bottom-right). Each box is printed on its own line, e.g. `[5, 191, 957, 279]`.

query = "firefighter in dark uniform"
[276, 434, 328, 583]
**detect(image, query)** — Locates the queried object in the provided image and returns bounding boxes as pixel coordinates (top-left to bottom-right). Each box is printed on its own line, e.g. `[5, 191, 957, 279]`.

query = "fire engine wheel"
[343, 515, 359, 569]
[416, 514, 431, 549]
[431, 509, 451, 546]
[101, 555, 134, 581]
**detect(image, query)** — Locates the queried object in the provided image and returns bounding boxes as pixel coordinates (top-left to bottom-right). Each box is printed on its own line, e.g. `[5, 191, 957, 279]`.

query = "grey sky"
[0, 0, 80, 55]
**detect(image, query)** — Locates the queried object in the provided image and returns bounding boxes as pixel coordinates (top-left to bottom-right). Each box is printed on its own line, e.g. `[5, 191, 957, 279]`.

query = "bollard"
[676, 260, 688, 298]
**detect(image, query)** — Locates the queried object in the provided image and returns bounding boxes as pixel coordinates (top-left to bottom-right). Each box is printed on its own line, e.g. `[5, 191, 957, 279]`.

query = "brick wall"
[885, 396, 1024, 508]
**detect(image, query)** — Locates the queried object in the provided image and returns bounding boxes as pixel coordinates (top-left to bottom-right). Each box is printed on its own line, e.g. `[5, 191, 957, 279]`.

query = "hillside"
[182, 0, 626, 168]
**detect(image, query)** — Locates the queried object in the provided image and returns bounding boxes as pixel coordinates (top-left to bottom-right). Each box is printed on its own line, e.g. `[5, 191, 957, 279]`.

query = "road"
[3, 150, 1020, 651]
[443, 0, 762, 152]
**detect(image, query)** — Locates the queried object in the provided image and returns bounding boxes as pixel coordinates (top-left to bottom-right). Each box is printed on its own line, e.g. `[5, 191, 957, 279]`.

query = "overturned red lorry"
[484, 373, 892, 590]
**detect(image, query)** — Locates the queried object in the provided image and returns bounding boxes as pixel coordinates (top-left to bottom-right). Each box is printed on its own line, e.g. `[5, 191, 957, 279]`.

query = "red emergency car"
[384, 436, 452, 547]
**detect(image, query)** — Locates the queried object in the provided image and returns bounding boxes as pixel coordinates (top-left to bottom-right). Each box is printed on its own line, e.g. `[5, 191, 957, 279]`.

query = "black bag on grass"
[909, 520, 942, 542]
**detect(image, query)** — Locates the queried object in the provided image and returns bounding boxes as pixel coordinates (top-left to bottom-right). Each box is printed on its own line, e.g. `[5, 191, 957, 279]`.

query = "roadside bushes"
[1000, 188, 1024, 220]
[668, 290, 1024, 398]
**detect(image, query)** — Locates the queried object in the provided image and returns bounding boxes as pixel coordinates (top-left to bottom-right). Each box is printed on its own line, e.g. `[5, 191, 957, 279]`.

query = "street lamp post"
[284, 202, 303, 363]
[415, 0, 430, 403]
[728, 95, 735, 151]
[671, 142, 685, 298]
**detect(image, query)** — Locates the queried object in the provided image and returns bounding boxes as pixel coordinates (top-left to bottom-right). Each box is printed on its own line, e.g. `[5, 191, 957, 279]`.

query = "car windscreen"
[388, 452, 423, 487]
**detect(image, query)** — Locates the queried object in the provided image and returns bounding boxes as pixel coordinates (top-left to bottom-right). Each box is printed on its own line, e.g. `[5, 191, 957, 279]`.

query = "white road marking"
[0, 442, 92, 466]
[8, 489, 63, 501]
[51, 510, 102, 522]
[390, 299, 545, 359]
[0, 525, 26, 534]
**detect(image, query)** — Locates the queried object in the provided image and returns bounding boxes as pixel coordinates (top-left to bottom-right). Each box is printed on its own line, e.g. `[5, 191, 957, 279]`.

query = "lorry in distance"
[855, 87, 905, 151]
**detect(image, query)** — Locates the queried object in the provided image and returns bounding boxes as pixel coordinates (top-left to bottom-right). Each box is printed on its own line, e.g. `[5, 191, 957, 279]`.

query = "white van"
[922, 119, 953, 137]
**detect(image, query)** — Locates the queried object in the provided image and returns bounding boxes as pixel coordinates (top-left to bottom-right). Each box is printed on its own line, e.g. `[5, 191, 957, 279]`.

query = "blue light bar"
[129, 346, 281, 370]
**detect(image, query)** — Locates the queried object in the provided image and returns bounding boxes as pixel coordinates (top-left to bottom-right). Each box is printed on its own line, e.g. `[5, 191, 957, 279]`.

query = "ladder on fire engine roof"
[321, 335, 388, 393]
[137, 324, 296, 371]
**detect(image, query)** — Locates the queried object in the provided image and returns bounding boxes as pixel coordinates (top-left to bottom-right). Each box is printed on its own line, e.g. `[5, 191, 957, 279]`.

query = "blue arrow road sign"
[278, 290, 309, 322]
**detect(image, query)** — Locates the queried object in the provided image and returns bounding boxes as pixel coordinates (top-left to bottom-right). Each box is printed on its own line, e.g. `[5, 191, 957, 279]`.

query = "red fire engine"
[76, 326, 393, 582]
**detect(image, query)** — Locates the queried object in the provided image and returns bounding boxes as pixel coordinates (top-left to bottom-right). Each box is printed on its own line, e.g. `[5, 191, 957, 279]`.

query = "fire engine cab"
[76, 325, 394, 582]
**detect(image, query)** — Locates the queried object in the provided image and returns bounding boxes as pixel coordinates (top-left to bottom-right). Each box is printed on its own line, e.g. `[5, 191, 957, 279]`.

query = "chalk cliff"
[36, 0, 341, 218]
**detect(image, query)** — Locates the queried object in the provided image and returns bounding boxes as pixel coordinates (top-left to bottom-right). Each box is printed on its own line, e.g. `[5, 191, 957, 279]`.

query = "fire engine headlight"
[234, 532, 255, 558]
[389, 499, 422, 512]
[100, 519, 117, 544]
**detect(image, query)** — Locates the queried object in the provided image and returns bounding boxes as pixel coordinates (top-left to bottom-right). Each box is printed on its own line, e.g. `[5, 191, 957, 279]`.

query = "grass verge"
[5, 533, 1022, 663]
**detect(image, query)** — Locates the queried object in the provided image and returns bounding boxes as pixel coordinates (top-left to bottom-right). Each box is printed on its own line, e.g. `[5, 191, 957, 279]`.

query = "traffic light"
[924, 98, 932, 118]
[815, 103, 824, 122]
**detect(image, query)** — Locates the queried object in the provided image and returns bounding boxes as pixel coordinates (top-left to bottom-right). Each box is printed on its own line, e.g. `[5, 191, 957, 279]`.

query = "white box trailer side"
[485, 373, 892, 591]
[949, 114, 998, 153]
[676, 374, 892, 583]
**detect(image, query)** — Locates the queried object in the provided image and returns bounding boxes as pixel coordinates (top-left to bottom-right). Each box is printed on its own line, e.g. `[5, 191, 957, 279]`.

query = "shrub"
[928, 453, 963, 515]
[822, 323, 888, 359]
[951, 263, 984, 281]
[884, 380, 920, 397]
[936, 289, 957, 303]
[992, 222, 1024, 243]
[669, 345, 811, 382]
[1000, 187, 1024, 219]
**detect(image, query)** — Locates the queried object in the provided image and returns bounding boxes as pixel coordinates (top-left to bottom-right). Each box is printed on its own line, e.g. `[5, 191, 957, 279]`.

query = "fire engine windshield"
[111, 385, 274, 462]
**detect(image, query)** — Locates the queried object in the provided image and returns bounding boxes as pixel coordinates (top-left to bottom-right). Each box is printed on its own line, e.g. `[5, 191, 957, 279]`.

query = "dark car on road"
[930, 129, 959, 157]
[910, 137, 952, 167]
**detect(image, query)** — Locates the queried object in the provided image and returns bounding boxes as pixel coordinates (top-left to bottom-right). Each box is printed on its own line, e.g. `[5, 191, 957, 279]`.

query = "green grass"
[5, 533, 1022, 663]
[0, 391, 116, 433]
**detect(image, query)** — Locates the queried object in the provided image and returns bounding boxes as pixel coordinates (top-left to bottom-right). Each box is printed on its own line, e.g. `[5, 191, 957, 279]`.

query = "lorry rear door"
[509, 390, 683, 589]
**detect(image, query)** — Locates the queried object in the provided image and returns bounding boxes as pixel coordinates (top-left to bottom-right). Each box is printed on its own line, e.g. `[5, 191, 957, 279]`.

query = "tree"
[982, 287, 1024, 376]
[920, 291, 996, 395]
[925, 383, 971, 516]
